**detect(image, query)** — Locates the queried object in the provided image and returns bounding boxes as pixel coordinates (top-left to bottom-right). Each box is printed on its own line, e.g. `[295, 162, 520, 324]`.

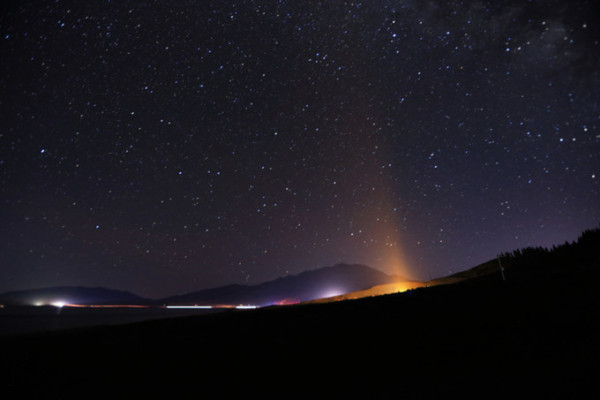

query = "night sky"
[1, 0, 599, 299]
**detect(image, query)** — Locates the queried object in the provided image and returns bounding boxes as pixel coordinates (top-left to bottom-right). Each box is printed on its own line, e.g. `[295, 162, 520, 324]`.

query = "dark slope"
[0, 286, 148, 306]
[3, 265, 598, 398]
[429, 226, 600, 286]
[161, 263, 405, 305]
[3, 229, 598, 398]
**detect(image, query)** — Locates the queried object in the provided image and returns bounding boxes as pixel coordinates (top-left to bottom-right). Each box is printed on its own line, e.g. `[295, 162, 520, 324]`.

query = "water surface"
[0, 306, 221, 336]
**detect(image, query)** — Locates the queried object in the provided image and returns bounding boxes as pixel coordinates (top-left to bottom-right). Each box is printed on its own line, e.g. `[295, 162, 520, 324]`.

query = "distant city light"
[166, 305, 213, 309]
[51, 301, 66, 308]
[321, 288, 345, 299]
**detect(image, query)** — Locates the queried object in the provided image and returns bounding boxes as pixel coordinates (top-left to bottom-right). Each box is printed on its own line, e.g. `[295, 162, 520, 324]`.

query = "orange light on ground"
[389, 281, 426, 293]
[276, 299, 300, 305]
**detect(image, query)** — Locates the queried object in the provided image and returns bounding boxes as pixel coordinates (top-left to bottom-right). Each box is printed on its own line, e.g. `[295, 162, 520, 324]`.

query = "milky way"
[1, 0, 599, 298]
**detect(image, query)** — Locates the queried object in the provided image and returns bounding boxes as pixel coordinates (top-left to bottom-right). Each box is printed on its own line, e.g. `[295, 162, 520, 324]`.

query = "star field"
[1, 0, 599, 298]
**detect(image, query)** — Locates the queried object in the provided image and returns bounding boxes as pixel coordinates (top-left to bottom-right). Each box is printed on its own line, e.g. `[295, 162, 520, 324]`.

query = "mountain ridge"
[0, 263, 408, 306]
[0, 286, 148, 306]
[161, 263, 408, 306]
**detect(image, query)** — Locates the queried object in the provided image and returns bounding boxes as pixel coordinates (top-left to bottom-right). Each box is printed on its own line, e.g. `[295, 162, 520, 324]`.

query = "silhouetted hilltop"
[498, 227, 600, 274]
[427, 226, 600, 286]
[160, 263, 407, 305]
[0, 286, 148, 306]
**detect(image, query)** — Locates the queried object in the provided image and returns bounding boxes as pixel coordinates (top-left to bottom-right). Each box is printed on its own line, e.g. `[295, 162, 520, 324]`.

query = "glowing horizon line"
[165, 305, 213, 309]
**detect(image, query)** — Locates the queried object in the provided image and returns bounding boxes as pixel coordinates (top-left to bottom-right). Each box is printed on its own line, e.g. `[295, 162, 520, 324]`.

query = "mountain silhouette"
[160, 263, 409, 306]
[0, 286, 148, 306]
[0, 264, 410, 307]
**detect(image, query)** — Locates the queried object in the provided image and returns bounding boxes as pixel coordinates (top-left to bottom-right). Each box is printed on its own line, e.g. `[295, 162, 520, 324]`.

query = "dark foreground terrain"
[2, 268, 598, 399]
[3, 229, 600, 399]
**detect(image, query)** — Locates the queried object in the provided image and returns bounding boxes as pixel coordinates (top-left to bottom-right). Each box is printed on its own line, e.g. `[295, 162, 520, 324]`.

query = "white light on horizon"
[321, 288, 345, 299]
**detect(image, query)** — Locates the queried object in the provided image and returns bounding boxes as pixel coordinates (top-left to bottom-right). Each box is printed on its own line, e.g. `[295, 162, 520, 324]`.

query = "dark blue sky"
[1, 0, 598, 298]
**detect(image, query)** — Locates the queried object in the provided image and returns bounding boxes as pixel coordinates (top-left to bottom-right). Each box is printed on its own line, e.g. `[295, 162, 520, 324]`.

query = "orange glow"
[304, 279, 425, 304]
[388, 280, 426, 293]
[382, 243, 413, 279]
[275, 299, 300, 305]
[352, 281, 425, 298]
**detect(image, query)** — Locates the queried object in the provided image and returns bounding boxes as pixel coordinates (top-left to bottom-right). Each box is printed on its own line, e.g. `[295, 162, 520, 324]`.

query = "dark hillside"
[429, 227, 600, 285]
[498, 227, 600, 278]
[2, 229, 599, 399]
